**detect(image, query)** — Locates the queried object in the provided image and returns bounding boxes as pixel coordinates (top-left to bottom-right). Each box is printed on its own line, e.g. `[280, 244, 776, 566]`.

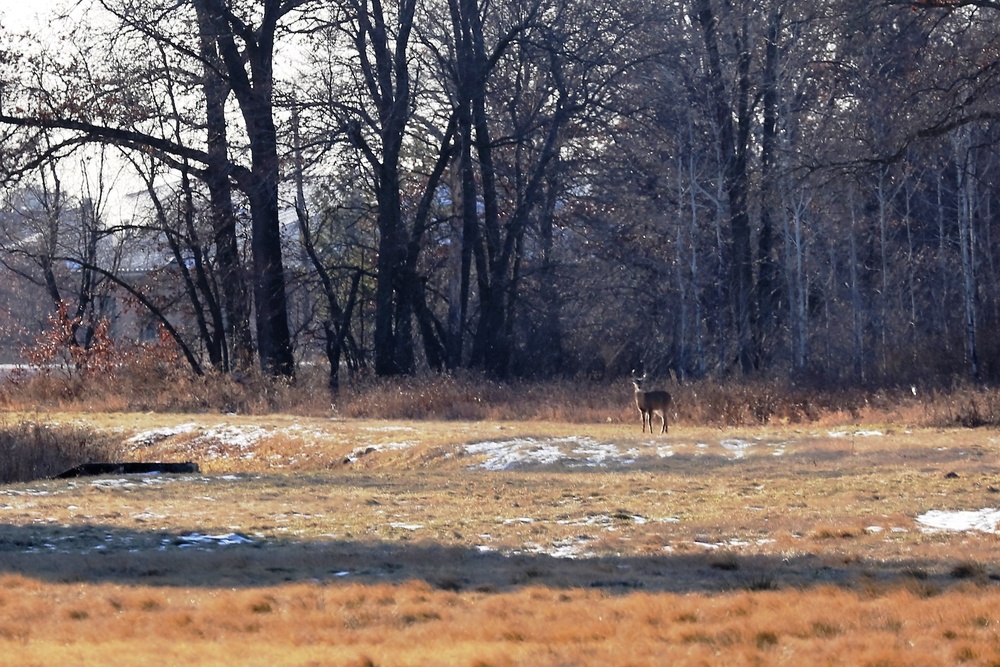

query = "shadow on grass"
[0, 520, 993, 595]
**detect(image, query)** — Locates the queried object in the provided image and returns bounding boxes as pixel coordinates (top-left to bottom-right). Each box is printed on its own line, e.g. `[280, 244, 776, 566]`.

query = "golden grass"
[2, 577, 1000, 666]
[0, 418, 124, 483]
[5, 363, 1000, 429]
[3, 399, 1000, 664]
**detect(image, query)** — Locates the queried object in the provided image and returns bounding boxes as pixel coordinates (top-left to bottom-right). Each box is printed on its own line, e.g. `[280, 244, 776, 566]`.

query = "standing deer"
[632, 375, 672, 434]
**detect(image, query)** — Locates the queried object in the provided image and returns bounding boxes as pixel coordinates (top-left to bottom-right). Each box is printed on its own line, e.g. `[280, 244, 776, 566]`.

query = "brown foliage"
[7, 336, 1000, 430]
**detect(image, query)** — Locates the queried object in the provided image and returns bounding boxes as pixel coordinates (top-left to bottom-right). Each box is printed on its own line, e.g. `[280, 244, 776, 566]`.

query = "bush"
[0, 420, 125, 483]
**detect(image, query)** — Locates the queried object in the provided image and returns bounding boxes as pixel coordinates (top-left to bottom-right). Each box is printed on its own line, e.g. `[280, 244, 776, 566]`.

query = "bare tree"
[0, 0, 311, 377]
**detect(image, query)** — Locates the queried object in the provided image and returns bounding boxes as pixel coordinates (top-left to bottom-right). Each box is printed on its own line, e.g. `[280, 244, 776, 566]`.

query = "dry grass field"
[2, 387, 1000, 665]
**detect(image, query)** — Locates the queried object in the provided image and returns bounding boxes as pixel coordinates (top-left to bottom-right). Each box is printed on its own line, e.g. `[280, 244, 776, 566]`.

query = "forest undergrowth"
[1, 361, 998, 428]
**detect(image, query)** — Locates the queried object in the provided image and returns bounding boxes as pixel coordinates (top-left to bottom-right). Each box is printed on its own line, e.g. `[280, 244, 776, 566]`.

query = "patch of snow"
[128, 422, 335, 462]
[828, 430, 884, 438]
[520, 537, 596, 559]
[198, 425, 271, 459]
[465, 436, 646, 470]
[916, 508, 1000, 534]
[555, 513, 666, 527]
[694, 537, 775, 550]
[694, 540, 722, 550]
[720, 439, 754, 459]
[1, 488, 50, 497]
[89, 476, 172, 489]
[464, 438, 566, 470]
[570, 440, 633, 466]
[389, 522, 423, 531]
[126, 423, 199, 447]
[174, 532, 254, 547]
[719, 438, 787, 459]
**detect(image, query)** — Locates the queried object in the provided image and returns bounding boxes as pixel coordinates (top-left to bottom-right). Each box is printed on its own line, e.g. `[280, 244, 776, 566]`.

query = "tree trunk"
[954, 130, 979, 377]
[196, 0, 295, 378]
[696, 0, 757, 374]
[755, 6, 782, 366]
[849, 202, 865, 383]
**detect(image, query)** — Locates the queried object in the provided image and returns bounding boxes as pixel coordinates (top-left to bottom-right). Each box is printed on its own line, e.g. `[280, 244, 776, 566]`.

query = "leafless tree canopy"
[1, 0, 999, 386]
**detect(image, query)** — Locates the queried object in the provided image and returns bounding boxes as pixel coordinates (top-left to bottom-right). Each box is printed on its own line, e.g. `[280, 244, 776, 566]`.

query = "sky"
[2, 0, 67, 30]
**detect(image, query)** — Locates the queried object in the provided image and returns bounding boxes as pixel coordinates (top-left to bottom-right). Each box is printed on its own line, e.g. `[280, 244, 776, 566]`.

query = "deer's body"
[632, 376, 671, 434]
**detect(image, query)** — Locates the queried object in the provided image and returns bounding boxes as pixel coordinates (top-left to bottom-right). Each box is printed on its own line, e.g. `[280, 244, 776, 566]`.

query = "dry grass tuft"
[0, 418, 124, 483]
[810, 521, 864, 540]
[951, 561, 987, 581]
[333, 372, 625, 423]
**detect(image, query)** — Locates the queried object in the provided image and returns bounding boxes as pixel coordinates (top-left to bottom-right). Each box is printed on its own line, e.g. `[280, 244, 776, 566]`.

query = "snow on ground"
[26, 424, 990, 559]
[125, 423, 799, 470]
[126, 422, 269, 457]
[916, 508, 1000, 534]
[464, 436, 788, 469]
[465, 438, 567, 470]
[828, 429, 884, 438]
[175, 532, 254, 547]
[126, 423, 200, 447]
[127, 422, 420, 466]
[87, 475, 202, 490]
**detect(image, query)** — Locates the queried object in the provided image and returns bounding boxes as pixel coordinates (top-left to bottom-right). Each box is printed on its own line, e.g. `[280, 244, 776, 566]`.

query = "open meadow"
[2, 382, 1000, 665]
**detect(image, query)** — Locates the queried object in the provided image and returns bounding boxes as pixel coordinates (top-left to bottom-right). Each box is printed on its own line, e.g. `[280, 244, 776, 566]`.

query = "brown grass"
[0, 418, 124, 483]
[4, 371, 1000, 664]
[2, 578, 1000, 666]
[6, 363, 1000, 430]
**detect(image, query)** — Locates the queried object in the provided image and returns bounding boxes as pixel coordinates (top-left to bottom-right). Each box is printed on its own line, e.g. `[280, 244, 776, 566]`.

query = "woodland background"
[0, 0, 997, 392]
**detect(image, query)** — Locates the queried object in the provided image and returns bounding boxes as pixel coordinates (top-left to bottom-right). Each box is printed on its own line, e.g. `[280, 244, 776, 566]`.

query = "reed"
[0, 418, 123, 483]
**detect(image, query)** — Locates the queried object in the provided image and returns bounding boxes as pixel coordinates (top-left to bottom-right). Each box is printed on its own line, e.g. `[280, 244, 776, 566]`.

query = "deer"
[632, 374, 672, 434]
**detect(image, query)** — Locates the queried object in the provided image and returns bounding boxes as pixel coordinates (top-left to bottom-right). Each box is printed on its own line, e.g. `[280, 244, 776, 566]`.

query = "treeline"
[0, 0, 998, 389]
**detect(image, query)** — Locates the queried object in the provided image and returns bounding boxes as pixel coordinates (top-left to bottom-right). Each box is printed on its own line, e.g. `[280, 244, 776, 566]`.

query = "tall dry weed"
[5, 354, 1000, 429]
[0, 419, 124, 483]
[333, 372, 624, 422]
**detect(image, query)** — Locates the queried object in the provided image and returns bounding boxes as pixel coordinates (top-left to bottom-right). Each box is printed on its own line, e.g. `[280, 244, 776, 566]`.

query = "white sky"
[2, 0, 71, 30]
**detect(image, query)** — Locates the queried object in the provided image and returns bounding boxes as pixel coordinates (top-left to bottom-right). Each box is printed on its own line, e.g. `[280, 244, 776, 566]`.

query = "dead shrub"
[0, 419, 125, 483]
[810, 522, 861, 540]
[708, 551, 740, 571]
[951, 561, 986, 580]
[936, 389, 1000, 428]
[334, 372, 624, 423]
